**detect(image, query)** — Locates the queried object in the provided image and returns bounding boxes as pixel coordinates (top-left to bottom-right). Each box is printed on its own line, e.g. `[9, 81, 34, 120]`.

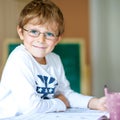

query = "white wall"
[90, 0, 120, 97]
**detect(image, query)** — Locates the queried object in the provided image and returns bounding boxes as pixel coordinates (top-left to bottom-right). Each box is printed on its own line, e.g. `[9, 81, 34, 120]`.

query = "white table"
[0, 108, 109, 120]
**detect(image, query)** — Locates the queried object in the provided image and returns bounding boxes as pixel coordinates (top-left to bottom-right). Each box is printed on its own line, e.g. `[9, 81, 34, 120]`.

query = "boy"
[0, 0, 106, 118]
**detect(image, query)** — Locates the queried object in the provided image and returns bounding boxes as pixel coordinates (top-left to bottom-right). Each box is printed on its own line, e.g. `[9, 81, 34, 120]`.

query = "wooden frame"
[0, 38, 91, 95]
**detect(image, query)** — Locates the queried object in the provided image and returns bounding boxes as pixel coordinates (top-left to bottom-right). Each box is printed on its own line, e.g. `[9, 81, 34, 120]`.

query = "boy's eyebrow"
[25, 27, 58, 34]
[23, 27, 59, 37]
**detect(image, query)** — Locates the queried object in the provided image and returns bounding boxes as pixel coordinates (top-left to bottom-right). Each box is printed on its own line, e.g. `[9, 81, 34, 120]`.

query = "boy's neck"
[34, 57, 46, 65]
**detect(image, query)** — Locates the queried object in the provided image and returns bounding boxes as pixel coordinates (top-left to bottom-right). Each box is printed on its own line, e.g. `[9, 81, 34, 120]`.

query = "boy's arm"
[55, 94, 70, 108]
[88, 97, 106, 111]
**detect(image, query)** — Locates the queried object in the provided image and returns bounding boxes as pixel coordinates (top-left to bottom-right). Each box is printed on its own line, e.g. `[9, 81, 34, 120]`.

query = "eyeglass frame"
[22, 27, 59, 41]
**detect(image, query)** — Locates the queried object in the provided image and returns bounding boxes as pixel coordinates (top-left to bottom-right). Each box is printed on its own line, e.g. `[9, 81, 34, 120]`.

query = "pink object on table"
[104, 85, 120, 120]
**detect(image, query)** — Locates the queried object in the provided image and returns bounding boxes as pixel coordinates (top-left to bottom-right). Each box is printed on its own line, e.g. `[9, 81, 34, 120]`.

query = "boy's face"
[17, 18, 62, 62]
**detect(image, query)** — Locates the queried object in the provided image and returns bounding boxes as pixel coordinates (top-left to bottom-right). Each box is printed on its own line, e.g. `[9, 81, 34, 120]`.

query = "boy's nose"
[37, 34, 46, 43]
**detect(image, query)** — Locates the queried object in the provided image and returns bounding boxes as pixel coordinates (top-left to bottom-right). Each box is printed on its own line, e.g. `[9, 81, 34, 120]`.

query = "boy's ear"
[17, 25, 24, 40]
[54, 35, 62, 45]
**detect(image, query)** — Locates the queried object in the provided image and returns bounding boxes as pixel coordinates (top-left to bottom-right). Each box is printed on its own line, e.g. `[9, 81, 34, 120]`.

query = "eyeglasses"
[22, 28, 59, 41]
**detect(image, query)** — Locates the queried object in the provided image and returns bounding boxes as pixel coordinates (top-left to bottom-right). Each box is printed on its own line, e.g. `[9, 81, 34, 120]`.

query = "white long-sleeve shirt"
[0, 44, 92, 118]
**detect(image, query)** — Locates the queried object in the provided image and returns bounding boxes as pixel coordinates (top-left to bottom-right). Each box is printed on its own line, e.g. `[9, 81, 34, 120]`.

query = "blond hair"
[18, 0, 64, 36]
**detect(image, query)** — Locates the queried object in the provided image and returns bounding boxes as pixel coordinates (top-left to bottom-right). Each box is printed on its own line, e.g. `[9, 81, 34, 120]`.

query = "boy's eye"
[46, 32, 55, 37]
[30, 30, 39, 35]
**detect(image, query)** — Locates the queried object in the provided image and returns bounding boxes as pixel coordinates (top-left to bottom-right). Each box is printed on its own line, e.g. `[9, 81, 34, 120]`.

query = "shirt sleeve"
[55, 55, 93, 108]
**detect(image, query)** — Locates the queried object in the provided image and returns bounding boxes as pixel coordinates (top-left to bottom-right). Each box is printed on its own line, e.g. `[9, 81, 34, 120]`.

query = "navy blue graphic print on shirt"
[36, 75, 58, 99]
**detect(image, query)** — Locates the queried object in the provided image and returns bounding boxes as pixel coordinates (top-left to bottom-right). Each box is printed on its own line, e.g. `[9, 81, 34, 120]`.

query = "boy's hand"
[88, 96, 107, 111]
[55, 94, 70, 108]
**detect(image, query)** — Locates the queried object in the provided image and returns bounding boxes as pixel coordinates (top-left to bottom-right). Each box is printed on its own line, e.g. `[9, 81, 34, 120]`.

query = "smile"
[33, 45, 47, 50]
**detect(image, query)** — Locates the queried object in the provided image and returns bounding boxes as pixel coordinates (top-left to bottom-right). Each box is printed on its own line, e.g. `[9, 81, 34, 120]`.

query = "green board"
[8, 43, 81, 93]
[53, 44, 80, 92]
[8, 44, 20, 55]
